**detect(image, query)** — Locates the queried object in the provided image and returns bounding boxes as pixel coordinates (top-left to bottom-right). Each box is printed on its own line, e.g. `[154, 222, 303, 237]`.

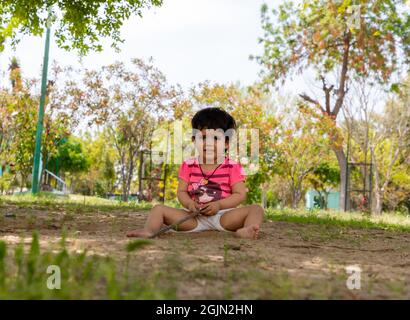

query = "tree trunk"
[126, 163, 135, 202]
[122, 181, 129, 202]
[333, 146, 347, 211]
[374, 189, 383, 215]
[121, 166, 128, 202]
[261, 183, 267, 209]
[20, 177, 24, 192]
[292, 186, 302, 209]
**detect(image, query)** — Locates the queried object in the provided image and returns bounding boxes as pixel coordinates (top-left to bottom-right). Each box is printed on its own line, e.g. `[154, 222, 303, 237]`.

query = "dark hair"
[191, 107, 236, 134]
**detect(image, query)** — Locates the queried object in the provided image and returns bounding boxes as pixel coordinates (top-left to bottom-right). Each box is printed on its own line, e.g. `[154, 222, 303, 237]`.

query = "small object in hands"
[148, 208, 201, 239]
[5, 212, 16, 218]
[199, 204, 210, 214]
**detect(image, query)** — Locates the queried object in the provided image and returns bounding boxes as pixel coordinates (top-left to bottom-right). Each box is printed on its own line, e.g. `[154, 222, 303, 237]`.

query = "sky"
[0, 0, 272, 90]
[0, 0, 396, 114]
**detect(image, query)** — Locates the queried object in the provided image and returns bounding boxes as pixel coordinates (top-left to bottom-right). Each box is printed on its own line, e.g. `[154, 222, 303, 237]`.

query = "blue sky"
[1, 0, 270, 89]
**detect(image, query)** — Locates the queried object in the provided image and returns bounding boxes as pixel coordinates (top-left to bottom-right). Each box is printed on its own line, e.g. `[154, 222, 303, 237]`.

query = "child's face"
[192, 128, 228, 164]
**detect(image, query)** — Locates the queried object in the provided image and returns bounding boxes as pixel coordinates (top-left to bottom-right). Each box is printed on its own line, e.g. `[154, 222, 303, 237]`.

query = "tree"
[0, 60, 80, 191]
[51, 137, 90, 174]
[0, 57, 37, 191]
[307, 160, 340, 209]
[12, 94, 37, 191]
[369, 85, 410, 214]
[101, 154, 116, 195]
[40, 63, 83, 173]
[388, 160, 410, 213]
[9, 57, 22, 93]
[68, 130, 116, 196]
[0, 0, 163, 54]
[66, 59, 181, 201]
[0, 84, 18, 170]
[255, 0, 410, 210]
[274, 110, 330, 208]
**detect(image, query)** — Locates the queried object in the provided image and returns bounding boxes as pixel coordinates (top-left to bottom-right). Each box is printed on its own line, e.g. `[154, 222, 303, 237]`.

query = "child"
[126, 107, 264, 239]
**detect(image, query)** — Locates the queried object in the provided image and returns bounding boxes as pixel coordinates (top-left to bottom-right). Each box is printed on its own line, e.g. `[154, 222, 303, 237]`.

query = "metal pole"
[138, 149, 144, 201]
[162, 122, 170, 203]
[344, 119, 351, 212]
[32, 10, 52, 194]
[369, 163, 373, 213]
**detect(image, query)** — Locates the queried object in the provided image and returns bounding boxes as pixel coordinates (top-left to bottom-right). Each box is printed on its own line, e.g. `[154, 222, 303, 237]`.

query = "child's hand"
[200, 201, 221, 216]
[187, 201, 201, 213]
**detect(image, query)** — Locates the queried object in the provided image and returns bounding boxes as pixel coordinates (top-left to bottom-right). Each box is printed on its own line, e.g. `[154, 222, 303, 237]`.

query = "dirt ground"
[0, 204, 409, 299]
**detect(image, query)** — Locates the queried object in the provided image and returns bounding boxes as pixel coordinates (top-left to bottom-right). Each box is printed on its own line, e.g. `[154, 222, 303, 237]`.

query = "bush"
[0, 172, 13, 194]
[95, 181, 107, 198]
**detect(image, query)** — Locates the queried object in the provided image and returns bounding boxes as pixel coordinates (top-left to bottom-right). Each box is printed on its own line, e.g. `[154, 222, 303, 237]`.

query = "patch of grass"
[182, 238, 194, 254]
[0, 232, 175, 299]
[229, 269, 296, 299]
[265, 208, 410, 232]
[188, 266, 221, 281]
[385, 280, 407, 298]
[125, 239, 153, 252]
[0, 193, 153, 213]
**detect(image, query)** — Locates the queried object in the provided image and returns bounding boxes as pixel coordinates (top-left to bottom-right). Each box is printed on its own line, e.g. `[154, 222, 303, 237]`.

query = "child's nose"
[203, 140, 215, 148]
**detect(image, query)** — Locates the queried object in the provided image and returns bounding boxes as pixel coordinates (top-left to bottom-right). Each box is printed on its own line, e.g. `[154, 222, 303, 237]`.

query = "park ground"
[0, 194, 409, 299]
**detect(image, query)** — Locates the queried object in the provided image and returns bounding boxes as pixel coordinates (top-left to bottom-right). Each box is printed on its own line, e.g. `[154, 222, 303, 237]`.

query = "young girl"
[126, 107, 264, 239]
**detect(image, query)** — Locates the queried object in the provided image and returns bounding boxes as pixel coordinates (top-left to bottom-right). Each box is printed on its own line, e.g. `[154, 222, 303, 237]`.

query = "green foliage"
[0, 233, 175, 299]
[125, 239, 153, 252]
[245, 172, 264, 204]
[50, 136, 90, 174]
[0, 193, 153, 212]
[255, 1, 410, 212]
[255, 0, 410, 87]
[307, 160, 340, 209]
[273, 110, 331, 208]
[312, 162, 340, 185]
[0, 0, 163, 55]
[265, 208, 410, 232]
[0, 172, 13, 194]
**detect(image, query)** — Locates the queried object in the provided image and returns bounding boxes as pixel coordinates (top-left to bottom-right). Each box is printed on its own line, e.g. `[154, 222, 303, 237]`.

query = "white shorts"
[169, 208, 235, 233]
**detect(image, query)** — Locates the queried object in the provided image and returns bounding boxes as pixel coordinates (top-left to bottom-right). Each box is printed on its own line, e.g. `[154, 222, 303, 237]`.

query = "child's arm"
[177, 178, 200, 211]
[218, 181, 247, 209]
[200, 181, 247, 216]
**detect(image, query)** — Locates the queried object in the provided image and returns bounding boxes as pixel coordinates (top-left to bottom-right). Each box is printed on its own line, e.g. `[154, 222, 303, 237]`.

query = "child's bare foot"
[235, 224, 260, 239]
[126, 229, 153, 238]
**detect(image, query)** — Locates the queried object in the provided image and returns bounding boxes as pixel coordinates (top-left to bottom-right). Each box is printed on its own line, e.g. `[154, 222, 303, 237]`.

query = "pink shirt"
[178, 156, 246, 204]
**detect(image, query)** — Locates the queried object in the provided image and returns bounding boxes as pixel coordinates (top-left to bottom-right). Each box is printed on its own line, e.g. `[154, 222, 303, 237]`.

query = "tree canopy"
[0, 0, 163, 54]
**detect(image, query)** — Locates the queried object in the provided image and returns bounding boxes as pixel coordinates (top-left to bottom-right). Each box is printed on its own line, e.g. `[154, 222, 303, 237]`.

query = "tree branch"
[320, 76, 334, 114]
[299, 93, 325, 113]
[333, 31, 351, 117]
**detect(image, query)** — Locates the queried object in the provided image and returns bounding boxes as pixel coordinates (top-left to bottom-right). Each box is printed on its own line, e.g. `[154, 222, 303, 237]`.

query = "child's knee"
[249, 204, 264, 216]
[150, 204, 166, 215]
[249, 204, 264, 214]
[152, 204, 164, 210]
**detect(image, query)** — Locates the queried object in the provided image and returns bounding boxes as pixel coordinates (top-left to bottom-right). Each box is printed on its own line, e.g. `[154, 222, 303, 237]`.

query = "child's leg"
[220, 204, 264, 239]
[127, 204, 198, 238]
